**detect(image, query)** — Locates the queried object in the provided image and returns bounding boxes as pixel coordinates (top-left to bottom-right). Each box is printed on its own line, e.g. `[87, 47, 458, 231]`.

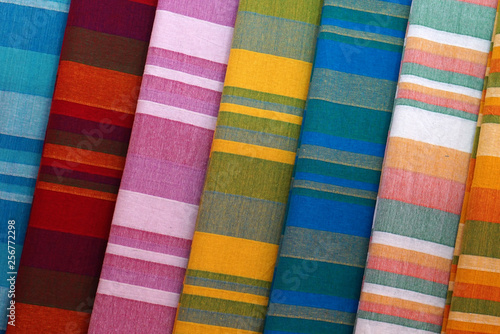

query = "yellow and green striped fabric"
[173, 1, 323, 333]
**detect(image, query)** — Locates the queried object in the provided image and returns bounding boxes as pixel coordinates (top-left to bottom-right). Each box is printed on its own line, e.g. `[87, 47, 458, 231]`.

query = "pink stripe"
[359, 301, 444, 326]
[140, 75, 222, 116]
[120, 154, 206, 205]
[157, 0, 239, 27]
[109, 225, 191, 258]
[404, 49, 486, 79]
[397, 89, 479, 115]
[379, 167, 465, 214]
[147, 47, 227, 82]
[367, 256, 451, 285]
[127, 113, 214, 168]
[457, 0, 498, 8]
[89, 294, 176, 333]
[104, 253, 186, 280]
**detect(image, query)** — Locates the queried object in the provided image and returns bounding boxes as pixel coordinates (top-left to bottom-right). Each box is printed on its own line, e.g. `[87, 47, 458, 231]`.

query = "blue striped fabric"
[0, 1, 70, 332]
[263, 0, 411, 333]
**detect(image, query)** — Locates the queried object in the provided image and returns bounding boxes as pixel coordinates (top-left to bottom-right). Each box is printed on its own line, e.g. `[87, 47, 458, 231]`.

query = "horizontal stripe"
[182, 284, 268, 306]
[476, 123, 500, 157]
[150, 10, 233, 64]
[361, 292, 443, 316]
[237, 0, 323, 26]
[355, 318, 436, 334]
[457, 254, 500, 273]
[362, 283, 446, 308]
[299, 144, 382, 171]
[360, 300, 443, 326]
[455, 268, 500, 288]
[0, 0, 70, 12]
[211, 139, 296, 164]
[42, 143, 125, 170]
[144, 64, 224, 92]
[371, 232, 454, 259]
[215, 126, 297, 152]
[267, 302, 355, 326]
[97, 279, 179, 307]
[173, 321, 256, 334]
[105, 243, 188, 268]
[399, 74, 482, 100]
[471, 156, 500, 190]
[448, 311, 500, 327]
[36, 181, 116, 201]
[188, 232, 279, 281]
[220, 103, 302, 125]
[156, 0, 239, 27]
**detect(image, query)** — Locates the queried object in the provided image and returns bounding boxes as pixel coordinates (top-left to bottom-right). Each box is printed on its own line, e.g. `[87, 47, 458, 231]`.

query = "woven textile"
[8, 0, 156, 332]
[0, 1, 70, 332]
[263, 1, 411, 333]
[88, 1, 239, 332]
[354, 0, 497, 333]
[173, 1, 323, 333]
[443, 8, 500, 333]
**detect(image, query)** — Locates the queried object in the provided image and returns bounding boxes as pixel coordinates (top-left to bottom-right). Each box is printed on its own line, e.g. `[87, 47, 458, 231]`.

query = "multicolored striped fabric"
[443, 8, 500, 333]
[441, 10, 497, 332]
[354, 0, 497, 333]
[263, 1, 411, 333]
[8, 0, 156, 332]
[88, 1, 239, 332]
[173, 1, 323, 333]
[0, 1, 69, 333]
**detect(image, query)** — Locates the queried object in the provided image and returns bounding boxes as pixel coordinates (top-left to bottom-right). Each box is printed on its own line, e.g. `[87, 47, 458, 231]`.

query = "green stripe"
[357, 310, 441, 333]
[401, 62, 484, 91]
[363, 269, 448, 298]
[205, 152, 293, 203]
[186, 269, 271, 289]
[296, 158, 381, 185]
[221, 94, 303, 116]
[238, 0, 323, 25]
[185, 276, 269, 297]
[292, 187, 376, 208]
[319, 31, 403, 53]
[179, 294, 267, 318]
[487, 72, 500, 87]
[410, 0, 496, 40]
[223, 86, 306, 110]
[482, 114, 500, 124]
[471, 125, 481, 159]
[462, 220, 500, 258]
[176, 307, 263, 332]
[395, 98, 478, 121]
[267, 303, 356, 327]
[214, 126, 298, 152]
[374, 199, 460, 247]
[322, 6, 408, 32]
[324, 0, 410, 18]
[265, 315, 353, 334]
[451, 297, 500, 317]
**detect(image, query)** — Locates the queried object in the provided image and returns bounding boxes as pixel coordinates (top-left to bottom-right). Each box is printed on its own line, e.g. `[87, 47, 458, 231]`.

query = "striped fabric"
[444, 7, 500, 333]
[88, 1, 239, 332]
[173, 1, 323, 333]
[0, 1, 69, 332]
[8, 0, 156, 332]
[263, 1, 411, 333]
[441, 10, 497, 332]
[354, 0, 497, 333]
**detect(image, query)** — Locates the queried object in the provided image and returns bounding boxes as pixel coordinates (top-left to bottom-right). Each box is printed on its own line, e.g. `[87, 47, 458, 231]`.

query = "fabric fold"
[354, 0, 497, 333]
[87, 1, 239, 332]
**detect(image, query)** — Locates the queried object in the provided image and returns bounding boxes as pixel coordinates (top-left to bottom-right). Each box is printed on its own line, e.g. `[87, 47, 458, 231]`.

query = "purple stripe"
[67, 0, 156, 42]
[104, 253, 186, 281]
[147, 47, 227, 82]
[157, 0, 239, 27]
[109, 225, 191, 258]
[139, 75, 222, 116]
[39, 165, 121, 186]
[120, 154, 206, 205]
[127, 113, 214, 168]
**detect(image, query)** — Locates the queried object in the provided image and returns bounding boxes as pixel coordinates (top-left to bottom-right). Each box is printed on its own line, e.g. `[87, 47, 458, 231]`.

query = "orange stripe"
[54, 60, 142, 114]
[361, 292, 443, 315]
[369, 243, 451, 271]
[466, 187, 500, 224]
[42, 143, 125, 171]
[398, 82, 480, 106]
[37, 181, 117, 201]
[453, 282, 500, 302]
[455, 268, 500, 288]
[447, 319, 500, 333]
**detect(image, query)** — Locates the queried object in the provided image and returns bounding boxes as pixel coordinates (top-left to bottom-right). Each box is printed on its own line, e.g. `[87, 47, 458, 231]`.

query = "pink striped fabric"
[87, 1, 239, 332]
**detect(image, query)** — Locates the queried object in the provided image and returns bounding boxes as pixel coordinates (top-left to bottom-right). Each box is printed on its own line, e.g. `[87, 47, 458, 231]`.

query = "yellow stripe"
[211, 139, 296, 165]
[458, 254, 500, 274]
[449, 312, 500, 327]
[182, 284, 268, 306]
[224, 49, 312, 100]
[472, 155, 500, 190]
[219, 103, 302, 125]
[174, 321, 258, 334]
[476, 123, 500, 158]
[37, 181, 117, 201]
[188, 231, 279, 281]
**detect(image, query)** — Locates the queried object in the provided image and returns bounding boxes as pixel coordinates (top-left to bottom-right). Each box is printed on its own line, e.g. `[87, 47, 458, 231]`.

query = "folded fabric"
[444, 5, 500, 332]
[173, 0, 323, 332]
[8, 0, 156, 332]
[354, 0, 497, 333]
[0, 1, 70, 333]
[88, 1, 239, 333]
[263, 0, 411, 333]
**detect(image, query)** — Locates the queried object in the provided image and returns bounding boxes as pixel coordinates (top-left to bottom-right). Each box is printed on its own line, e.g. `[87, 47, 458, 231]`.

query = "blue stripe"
[300, 131, 386, 157]
[294, 171, 379, 192]
[269, 290, 359, 314]
[0, 133, 43, 153]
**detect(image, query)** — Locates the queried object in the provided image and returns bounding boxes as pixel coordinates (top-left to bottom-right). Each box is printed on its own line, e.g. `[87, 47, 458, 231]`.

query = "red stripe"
[457, 0, 498, 8]
[359, 300, 443, 326]
[397, 89, 479, 115]
[40, 157, 123, 179]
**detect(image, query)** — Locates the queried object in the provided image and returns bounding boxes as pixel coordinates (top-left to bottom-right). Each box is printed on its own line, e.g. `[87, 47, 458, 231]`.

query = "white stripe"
[0, 190, 32, 204]
[399, 75, 482, 100]
[355, 318, 435, 334]
[144, 65, 224, 92]
[389, 105, 476, 153]
[362, 283, 446, 308]
[150, 10, 234, 64]
[371, 231, 454, 259]
[0, 161, 38, 179]
[136, 100, 217, 130]
[0, 0, 70, 12]
[407, 25, 490, 53]
[113, 189, 198, 240]
[97, 280, 180, 308]
[106, 243, 189, 269]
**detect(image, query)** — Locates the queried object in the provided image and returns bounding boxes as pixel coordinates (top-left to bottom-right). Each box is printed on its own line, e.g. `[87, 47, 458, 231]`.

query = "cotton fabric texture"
[173, 0, 323, 333]
[354, 0, 497, 333]
[7, 0, 156, 332]
[88, 0, 239, 332]
[0, 1, 70, 333]
[263, 0, 411, 333]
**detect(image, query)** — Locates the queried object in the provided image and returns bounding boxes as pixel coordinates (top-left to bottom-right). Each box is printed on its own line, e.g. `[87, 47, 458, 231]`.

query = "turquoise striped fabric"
[0, 1, 70, 332]
[263, 1, 411, 333]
